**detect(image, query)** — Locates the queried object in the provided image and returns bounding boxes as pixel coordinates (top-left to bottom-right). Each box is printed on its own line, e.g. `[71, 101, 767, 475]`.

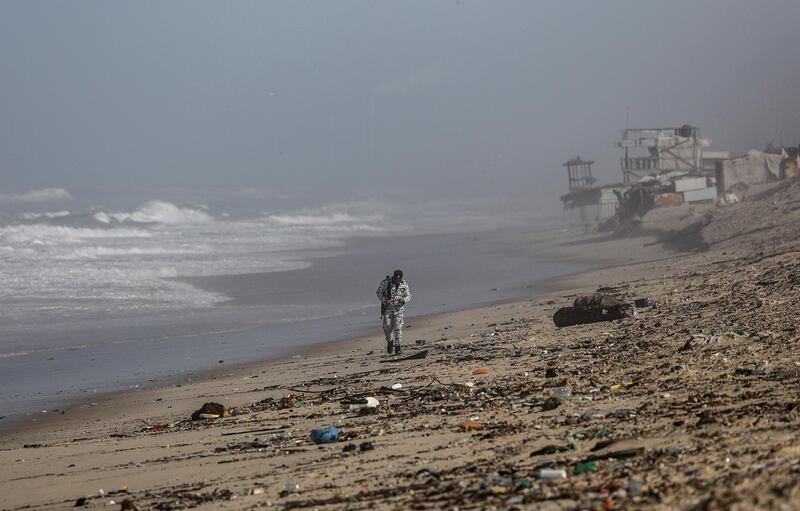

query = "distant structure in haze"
[563, 156, 596, 191]
[616, 125, 705, 184]
[559, 156, 623, 226]
[558, 122, 799, 231]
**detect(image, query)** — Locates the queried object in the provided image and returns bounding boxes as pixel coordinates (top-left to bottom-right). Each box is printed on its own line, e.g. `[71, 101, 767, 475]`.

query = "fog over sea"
[0, 189, 582, 420]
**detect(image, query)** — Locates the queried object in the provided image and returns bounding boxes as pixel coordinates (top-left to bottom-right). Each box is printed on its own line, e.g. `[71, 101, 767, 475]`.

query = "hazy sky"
[1, 1, 798, 206]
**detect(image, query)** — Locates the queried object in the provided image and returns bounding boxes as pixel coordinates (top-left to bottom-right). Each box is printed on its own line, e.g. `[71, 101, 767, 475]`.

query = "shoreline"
[0, 227, 650, 439]
[0, 225, 596, 428]
[1, 226, 584, 422]
[7, 178, 800, 509]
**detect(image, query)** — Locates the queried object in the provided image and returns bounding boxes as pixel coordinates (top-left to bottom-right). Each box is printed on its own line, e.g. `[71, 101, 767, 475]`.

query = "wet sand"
[0, 228, 587, 421]
[4, 181, 800, 510]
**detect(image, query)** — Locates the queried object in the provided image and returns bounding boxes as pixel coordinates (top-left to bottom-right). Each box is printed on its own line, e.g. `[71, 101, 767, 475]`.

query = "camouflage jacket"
[376, 277, 411, 314]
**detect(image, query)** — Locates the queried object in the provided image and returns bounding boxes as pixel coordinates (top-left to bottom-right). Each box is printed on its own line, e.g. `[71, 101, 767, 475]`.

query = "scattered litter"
[538, 468, 568, 480]
[553, 294, 630, 327]
[458, 421, 484, 431]
[551, 386, 572, 399]
[530, 444, 570, 456]
[120, 498, 139, 511]
[541, 397, 562, 411]
[574, 461, 598, 474]
[190, 402, 227, 421]
[348, 397, 380, 411]
[309, 426, 339, 444]
[282, 483, 300, 496]
[379, 349, 429, 363]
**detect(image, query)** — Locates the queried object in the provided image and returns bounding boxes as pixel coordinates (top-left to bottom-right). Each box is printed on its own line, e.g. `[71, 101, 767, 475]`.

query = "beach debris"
[119, 498, 139, 511]
[472, 368, 491, 376]
[348, 396, 380, 411]
[391, 383, 403, 390]
[545, 367, 558, 378]
[278, 393, 305, 409]
[574, 461, 598, 474]
[74, 497, 87, 507]
[458, 420, 484, 431]
[541, 397, 562, 410]
[480, 332, 494, 339]
[538, 468, 568, 481]
[59, 181, 800, 511]
[309, 425, 339, 444]
[634, 297, 651, 308]
[379, 349, 429, 362]
[583, 447, 645, 462]
[553, 293, 629, 327]
[343, 441, 374, 453]
[282, 483, 301, 496]
[530, 444, 570, 456]
[190, 402, 227, 420]
[551, 386, 572, 399]
[609, 379, 637, 391]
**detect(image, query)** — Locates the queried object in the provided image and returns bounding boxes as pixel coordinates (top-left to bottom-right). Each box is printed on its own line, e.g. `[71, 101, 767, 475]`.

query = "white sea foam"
[265, 212, 381, 226]
[0, 224, 151, 245]
[108, 200, 213, 224]
[19, 210, 72, 220]
[0, 199, 397, 335]
[0, 188, 73, 203]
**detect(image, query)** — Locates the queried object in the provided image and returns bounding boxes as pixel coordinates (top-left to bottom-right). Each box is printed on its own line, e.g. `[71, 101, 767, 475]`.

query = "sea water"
[0, 197, 583, 420]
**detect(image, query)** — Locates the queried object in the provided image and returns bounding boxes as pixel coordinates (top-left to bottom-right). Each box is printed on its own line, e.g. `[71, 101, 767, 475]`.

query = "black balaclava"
[387, 269, 403, 299]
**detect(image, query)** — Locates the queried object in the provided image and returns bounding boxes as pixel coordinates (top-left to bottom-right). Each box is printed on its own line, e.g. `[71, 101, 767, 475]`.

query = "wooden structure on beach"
[559, 156, 620, 226]
[563, 156, 596, 191]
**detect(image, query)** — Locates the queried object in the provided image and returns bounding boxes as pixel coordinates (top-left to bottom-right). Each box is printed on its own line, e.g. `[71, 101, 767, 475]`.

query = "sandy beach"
[3, 181, 800, 510]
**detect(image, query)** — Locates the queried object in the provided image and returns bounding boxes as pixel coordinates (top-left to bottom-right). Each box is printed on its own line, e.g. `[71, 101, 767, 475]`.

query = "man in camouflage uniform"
[376, 269, 411, 355]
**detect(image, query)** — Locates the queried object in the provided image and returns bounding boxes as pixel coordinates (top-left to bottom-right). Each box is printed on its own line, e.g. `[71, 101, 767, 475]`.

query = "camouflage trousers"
[382, 309, 404, 350]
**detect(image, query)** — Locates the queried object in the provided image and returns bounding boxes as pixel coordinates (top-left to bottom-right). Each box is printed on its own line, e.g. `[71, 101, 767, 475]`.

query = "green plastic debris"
[574, 461, 598, 474]
[515, 478, 532, 489]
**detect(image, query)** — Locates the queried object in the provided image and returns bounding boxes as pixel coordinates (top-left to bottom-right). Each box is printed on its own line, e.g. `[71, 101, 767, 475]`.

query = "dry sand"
[3, 181, 800, 510]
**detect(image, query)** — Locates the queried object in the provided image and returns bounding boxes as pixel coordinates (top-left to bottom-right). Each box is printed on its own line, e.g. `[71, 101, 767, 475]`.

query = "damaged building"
[559, 124, 799, 230]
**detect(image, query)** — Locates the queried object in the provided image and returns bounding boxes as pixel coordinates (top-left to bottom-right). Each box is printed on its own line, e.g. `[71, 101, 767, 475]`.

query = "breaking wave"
[0, 187, 73, 203]
[98, 200, 214, 225]
[0, 199, 399, 334]
[0, 224, 151, 245]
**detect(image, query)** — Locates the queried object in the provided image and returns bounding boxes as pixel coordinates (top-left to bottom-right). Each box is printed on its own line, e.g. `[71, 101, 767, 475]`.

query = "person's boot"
[386, 340, 394, 355]
[394, 344, 402, 356]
